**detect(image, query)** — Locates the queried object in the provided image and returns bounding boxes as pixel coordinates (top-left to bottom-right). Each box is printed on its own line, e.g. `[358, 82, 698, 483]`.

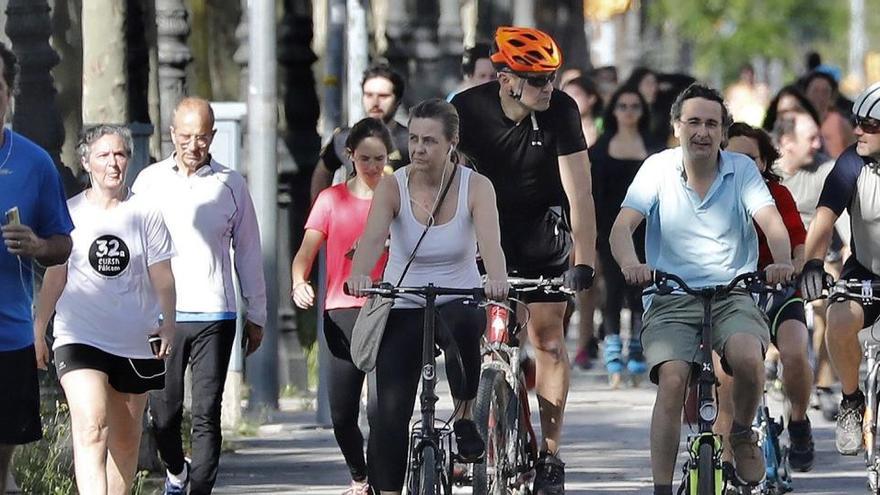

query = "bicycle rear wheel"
[473, 367, 513, 495]
[697, 442, 716, 495]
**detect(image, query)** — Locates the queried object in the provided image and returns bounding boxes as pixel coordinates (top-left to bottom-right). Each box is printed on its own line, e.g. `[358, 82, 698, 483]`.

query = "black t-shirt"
[320, 120, 410, 174]
[590, 132, 664, 241]
[451, 81, 587, 269]
[451, 81, 586, 217]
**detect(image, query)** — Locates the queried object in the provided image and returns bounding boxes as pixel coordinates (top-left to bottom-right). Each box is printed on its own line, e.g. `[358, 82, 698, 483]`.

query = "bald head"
[170, 97, 216, 174]
[172, 97, 215, 128]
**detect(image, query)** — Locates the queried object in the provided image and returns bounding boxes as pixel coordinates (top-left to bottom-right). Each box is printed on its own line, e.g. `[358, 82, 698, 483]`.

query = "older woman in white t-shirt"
[33, 125, 176, 495]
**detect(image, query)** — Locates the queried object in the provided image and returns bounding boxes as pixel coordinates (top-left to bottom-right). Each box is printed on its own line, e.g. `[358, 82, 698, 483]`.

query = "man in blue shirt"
[610, 84, 794, 494]
[0, 42, 73, 493]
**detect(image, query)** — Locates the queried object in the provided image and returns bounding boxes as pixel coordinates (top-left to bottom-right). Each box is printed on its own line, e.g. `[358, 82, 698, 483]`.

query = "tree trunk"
[82, 0, 128, 124]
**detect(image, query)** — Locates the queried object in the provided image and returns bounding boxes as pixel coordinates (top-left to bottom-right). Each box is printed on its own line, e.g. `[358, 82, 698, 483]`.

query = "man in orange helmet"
[451, 26, 597, 494]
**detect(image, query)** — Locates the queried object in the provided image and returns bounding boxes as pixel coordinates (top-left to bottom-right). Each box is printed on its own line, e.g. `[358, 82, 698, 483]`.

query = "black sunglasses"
[518, 72, 557, 88]
[853, 116, 880, 134]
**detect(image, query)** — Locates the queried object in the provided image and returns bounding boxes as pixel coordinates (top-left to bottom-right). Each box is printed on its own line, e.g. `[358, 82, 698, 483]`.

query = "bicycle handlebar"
[647, 271, 782, 297]
[358, 283, 486, 299]
[505, 276, 571, 294]
[828, 279, 880, 304]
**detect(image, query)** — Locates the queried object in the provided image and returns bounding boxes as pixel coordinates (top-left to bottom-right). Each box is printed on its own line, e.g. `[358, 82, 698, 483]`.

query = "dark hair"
[0, 42, 18, 94]
[362, 64, 406, 101]
[727, 122, 781, 182]
[761, 85, 820, 131]
[624, 66, 656, 88]
[462, 43, 491, 77]
[563, 76, 604, 116]
[602, 84, 650, 137]
[801, 70, 839, 96]
[806, 52, 822, 71]
[345, 117, 393, 155]
[670, 83, 733, 130]
[77, 124, 133, 165]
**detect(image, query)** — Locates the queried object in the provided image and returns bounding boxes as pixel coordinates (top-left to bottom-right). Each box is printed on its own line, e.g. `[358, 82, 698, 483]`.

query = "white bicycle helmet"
[853, 81, 880, 120]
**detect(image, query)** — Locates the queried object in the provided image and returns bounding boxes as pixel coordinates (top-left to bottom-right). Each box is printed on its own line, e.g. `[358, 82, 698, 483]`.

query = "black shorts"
[324, 308, 360, 362]
[0, 345, 42, 444]
[54, 343, 166, 394]
[757, 288, 807, 345]
[839, 256, 880, 328]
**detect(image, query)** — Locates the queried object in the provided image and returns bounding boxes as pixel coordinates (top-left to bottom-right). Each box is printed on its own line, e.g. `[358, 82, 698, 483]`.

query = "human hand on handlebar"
[621, 263, 653, 286]
[799, 258, 832, 301]
[563, 264, 595, 291]
[344, 274, 373, 297]
[483, 277, 509, 301]
[764, 262, 795, 285]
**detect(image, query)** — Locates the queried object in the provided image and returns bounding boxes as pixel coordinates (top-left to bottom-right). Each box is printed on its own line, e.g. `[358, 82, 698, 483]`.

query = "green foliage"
[305, 341, 320, 391]
[12, 400, 165, 494]
[649, 0, 847, 82]
[12, 401, 75, 495]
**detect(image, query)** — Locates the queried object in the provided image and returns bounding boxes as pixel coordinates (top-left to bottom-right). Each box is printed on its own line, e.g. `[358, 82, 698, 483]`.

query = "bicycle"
[823, 278, 880, 494]
[359, 283, 486, 495]
[470, 276, 569, 495]
[647, 271, 777, 495]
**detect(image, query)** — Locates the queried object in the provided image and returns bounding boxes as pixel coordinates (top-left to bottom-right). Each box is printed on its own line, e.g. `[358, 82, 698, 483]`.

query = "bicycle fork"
[864, 343, 880, 492]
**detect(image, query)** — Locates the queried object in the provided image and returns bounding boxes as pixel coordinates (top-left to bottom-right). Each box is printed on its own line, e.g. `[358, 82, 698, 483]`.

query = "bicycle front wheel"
[697, 442, 716, 495]
[473, 367, 513, 495]
[417, 445, 442, 495]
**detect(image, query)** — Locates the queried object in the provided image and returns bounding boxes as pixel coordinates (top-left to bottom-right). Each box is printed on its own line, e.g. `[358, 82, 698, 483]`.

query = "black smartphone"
[148, 334, 162, 357]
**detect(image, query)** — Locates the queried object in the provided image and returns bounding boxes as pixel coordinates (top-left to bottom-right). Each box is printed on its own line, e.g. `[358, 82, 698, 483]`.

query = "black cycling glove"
[564, 264, 595, 292]
[800, 258, 832, 301]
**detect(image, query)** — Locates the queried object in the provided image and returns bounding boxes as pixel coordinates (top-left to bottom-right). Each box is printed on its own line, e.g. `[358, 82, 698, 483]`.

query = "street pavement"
[214, 343, 869, 494]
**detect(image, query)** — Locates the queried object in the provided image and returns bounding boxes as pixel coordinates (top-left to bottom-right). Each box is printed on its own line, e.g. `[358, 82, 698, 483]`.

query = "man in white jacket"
[133, 97, 267, 495]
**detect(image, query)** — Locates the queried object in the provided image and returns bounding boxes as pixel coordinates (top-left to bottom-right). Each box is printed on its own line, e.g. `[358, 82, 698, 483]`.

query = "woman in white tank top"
[347, 99, 508, 494]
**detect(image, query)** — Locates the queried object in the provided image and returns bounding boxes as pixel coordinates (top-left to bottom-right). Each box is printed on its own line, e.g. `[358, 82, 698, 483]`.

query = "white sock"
[167, 462, 188, 485]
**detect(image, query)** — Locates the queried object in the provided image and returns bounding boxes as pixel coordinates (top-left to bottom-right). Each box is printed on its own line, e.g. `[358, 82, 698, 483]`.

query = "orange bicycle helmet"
[491, 26, 562, 73]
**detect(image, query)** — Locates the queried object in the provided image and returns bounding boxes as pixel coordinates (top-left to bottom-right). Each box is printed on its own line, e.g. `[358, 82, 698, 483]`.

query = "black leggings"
[598, 245, 644, 336]
[367, 299, 484, 491]
[325, 308, 368, 481]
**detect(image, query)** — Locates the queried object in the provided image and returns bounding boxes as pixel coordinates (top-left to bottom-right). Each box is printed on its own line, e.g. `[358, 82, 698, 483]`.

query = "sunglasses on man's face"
[853, 116, 880, 134]
[518, 72, 557, 88]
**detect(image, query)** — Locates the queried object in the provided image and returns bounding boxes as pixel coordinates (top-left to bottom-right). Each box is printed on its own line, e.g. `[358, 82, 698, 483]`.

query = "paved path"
[215, 351, 867, 494]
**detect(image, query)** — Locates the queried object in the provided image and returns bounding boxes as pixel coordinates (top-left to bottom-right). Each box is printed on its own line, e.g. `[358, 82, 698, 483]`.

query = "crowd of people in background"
[2, 15, 876, 493]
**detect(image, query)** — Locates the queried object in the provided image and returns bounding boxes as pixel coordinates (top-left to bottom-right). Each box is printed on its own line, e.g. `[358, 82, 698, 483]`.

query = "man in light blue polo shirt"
[610, 84, 795, 494]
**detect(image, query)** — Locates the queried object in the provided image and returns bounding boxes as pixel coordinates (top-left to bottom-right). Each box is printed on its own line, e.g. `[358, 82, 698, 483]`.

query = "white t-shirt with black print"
[53, 191, 175, 359]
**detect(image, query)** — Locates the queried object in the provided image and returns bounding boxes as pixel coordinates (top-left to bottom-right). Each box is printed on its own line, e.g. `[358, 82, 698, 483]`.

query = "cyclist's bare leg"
[825, 301, 866, 395]
[651, 360, 691, 484]
[812, 299, 841, 394]
[0, 444, 13, 493]
[527, 301, 570, 455]
[776, 319, 813, 421]
[712, 351, 734, 462]
[723, 333, 765, 426]
[105, 390, 148, 494]
[814, 259, 843, 390]
[452, 399, 473, 419]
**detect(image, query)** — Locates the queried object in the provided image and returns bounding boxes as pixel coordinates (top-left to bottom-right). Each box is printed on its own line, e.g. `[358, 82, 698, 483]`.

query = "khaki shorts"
[641, 290, 770, 384]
